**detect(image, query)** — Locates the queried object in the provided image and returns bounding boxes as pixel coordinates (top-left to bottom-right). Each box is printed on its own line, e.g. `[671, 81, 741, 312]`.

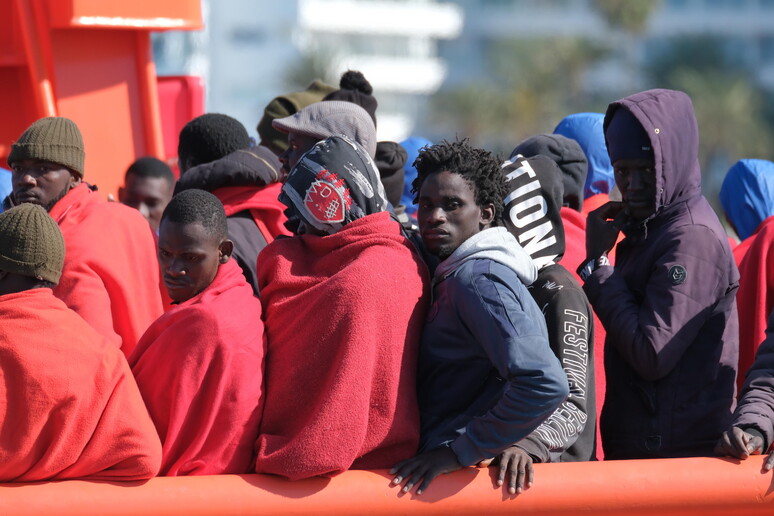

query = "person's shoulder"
[448, 258, 526, 297]
[656, 200, 730, 253]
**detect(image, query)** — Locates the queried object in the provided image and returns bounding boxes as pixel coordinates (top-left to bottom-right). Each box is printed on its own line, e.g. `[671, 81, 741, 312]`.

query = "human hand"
[585, 201, 624, 260]
[493, 446, 533, 495]
[714, 426, 765, 459]
[390, 447, 462, 495]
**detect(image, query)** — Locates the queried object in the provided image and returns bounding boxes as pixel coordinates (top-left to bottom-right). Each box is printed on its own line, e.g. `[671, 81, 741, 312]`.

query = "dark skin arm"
[390, 447, 462, 495]
[585, 201, 625, 261]
[715, 426, 774, 471]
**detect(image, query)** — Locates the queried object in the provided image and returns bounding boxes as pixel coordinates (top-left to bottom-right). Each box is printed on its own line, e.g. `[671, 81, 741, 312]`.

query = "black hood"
[501, 155, 565, 268]
[511, 133, 587, 212]
[175, 145, 281, 195]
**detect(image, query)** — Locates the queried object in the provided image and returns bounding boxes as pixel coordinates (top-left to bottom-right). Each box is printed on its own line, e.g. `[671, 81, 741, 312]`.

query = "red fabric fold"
[0, 289, 161, 481]
[255, 211, 429, 480]
[49, 184, 164, 355]
[581, 193, 610, 217]
[735, 216, 774, 392]
[213, 184, 290, 243]
[129, 259, 265, 476]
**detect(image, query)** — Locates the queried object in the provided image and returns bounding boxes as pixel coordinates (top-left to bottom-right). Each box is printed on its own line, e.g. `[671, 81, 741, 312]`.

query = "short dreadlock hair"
[161, 189, 228, 240]
[178, 113, 250, 171]
[411, 139, 506, 224]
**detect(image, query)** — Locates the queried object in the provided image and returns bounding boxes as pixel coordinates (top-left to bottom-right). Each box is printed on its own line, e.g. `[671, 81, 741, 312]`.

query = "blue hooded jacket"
[719, 159, 774, 241]
[554, 113, 615, 199]
[399, 136, 432, 215]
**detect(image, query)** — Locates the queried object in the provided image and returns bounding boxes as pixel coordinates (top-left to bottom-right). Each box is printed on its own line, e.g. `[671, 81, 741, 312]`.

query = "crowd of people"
[1, 71, 774, 493]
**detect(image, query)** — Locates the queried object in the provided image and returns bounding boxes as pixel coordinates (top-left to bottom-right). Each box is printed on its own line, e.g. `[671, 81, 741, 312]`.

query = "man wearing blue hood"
[553, 112, 616, 214]
[579, 89, 739, 459]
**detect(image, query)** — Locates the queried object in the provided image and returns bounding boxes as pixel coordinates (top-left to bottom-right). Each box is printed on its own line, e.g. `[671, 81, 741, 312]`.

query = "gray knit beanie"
[0, 203, 65, 284]
[272, 101, 377, 158]
[8, 117, 85, 178]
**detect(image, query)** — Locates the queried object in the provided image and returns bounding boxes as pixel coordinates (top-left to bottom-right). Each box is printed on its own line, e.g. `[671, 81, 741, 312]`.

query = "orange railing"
[1, 457, 772, 515]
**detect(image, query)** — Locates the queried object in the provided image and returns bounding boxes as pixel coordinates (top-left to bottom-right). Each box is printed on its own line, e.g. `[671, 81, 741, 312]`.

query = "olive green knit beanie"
[8, 117, 85, 178]
[257, 79, 337, 153]
[0, 203, 65, 284]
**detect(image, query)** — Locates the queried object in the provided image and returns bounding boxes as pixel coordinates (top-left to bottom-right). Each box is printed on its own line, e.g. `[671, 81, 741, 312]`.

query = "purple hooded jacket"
[583, 89, 739, 459]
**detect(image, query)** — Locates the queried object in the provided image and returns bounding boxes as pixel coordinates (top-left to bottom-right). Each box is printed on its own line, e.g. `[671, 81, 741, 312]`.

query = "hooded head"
[400, 136, 433, 214]
[374, 141, 407, 207]
[280, 135, 387, 236]
[720, 159, 774, 241]
[553, 112, 615, 198]
[604, 88, 702, 223]
[510, 133, 587, 212]
[501, 155, 565, 269]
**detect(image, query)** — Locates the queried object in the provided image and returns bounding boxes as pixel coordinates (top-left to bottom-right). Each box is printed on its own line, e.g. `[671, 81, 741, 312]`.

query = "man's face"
[614, 158, 657, 221]
[157, 219, 231, 303]
[119, 175, 174, 232]
[11, 159, 80, 212]
[417, 170, 494, 260]
[278, 132, 321, 182]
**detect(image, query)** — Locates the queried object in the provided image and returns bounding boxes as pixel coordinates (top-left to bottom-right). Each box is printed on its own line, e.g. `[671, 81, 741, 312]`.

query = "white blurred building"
[153, 0, 463, 142]
[440, 0, 774, 93]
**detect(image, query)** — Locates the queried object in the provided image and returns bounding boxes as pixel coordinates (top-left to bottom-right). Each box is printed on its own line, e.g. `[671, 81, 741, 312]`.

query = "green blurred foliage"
[426, 5, 774, 211]
[643, 34, 774, 211]
[592, 0, 662, 34]
[429, 37, 610, 155]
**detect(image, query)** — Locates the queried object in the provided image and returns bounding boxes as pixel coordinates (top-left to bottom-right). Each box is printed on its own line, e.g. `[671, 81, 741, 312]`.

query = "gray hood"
[434, 226, 538, 286]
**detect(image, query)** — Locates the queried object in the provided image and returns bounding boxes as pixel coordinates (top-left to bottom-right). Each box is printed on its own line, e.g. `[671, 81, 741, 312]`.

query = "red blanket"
[733, 233, 756, 267]
[214, 184, 290, 243]
[735, 216, 774, 391]
[0, 289, 161, 481]
[49, 184, 164, 355]
[256, 211, 429, 480]
[581, 193, 610, 217]
[129, 259, 265, 476]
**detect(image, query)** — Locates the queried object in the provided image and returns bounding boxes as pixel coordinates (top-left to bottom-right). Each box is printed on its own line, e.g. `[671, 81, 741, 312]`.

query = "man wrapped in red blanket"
[130, 189, 265, 475]
[0, 204, 161, 481]
[256, 135, 430, 480]
[6, 117, 164, 356]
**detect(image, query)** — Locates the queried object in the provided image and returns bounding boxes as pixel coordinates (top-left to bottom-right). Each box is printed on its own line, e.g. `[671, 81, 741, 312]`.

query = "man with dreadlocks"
[129, 189, 264, 475]
[255, 135, 429, 480]
[391, 139, 568, 496]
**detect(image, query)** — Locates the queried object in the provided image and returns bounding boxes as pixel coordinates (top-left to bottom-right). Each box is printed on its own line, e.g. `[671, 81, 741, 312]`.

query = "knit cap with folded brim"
[257, 79, 337, 153]
[272, 101, 377, 158]
[7, 117, 85, 178]
[0, 203, 65, 284]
